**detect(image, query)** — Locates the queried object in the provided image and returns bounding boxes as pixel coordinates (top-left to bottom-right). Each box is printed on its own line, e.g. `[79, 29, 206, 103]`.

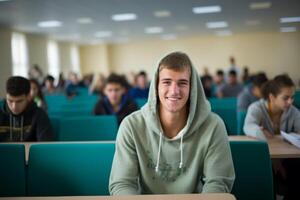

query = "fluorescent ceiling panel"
[154, 10, 171, 18]
[193, 5, 221, 14]
[112, 13, 137, 21]
[206, 21, 228, 29]
[280, 17, 300, 23]
[144, 27, 163, 34]
[161, 34, 177, 40]
[95, 31, 112, 38]
[77, 17, 93, 24]
[38, 20, 62, 28]
[249, 2, 272, 10]
[280, 27, 297, 32]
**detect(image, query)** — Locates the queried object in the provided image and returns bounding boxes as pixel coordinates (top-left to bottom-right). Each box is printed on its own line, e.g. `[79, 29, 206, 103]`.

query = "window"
[70, 44, 81, 75]
[11, 32, 29, 77]
[47, 40, 60, 79]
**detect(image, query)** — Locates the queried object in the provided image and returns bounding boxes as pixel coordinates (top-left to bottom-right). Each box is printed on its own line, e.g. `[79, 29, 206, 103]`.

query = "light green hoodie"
[109, 62, 235, 195]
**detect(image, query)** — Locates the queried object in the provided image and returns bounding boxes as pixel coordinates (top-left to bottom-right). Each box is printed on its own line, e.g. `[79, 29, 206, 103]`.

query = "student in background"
[29, 79, 48, 112]
[212, 69, 225, 97]
[217, 70, 243, 98]
[0, 76, 53, 142]
[43, 75, 62, 95]
[243, 74, 300, 199]
[93, 73, 138, 125]
[237, 72, 268, 112]
[129, 71, 150, 99]
[109, 52, 235, 195]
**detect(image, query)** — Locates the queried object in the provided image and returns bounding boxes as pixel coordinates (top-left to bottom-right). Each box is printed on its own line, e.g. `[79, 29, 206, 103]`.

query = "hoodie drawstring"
[9, 114, 12, 141]
[20, 116, 24, 141]
[179, 134, 183, 169]
[155, 132, 163, 172]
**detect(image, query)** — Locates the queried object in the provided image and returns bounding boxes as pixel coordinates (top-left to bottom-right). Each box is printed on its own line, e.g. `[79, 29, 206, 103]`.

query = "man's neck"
[159, 108, 188, 138]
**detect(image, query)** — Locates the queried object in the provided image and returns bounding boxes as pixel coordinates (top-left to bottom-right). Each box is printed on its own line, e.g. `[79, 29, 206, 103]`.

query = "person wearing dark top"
[129, 71, 150, 99]
[94, 73, 138, 125]
[0, 76, 53, 142]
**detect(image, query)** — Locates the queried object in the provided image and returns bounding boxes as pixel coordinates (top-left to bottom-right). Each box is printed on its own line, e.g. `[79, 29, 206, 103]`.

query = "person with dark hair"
[129, 70, 150, 99]
[0, 76, 53, 142]
[43, 75, 62, 95]
[244, 74, 300, 199]
[109, 52, 235, 195]
[237, 72, 268, 112]
[93, 73, 138, 125]
[212, 69, 225, 97]
[217, 70, 243, 98]
[201, 75, 213, 98]
[29, 79, 48, 111]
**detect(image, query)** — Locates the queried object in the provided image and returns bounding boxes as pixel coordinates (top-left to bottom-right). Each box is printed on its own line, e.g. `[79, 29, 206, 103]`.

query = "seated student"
[212, 69, 225, 97]
[29, 79, 48, 112]
[0, 76, 53, 142]
[217, 70, 243, 98]
[201, 75, 213, 98]
[237, 72, 268, 112]
[129, 71, 150, 99]
[243, 74, 300, 199]
[93, 73, 138, 125]
[43, 75, 62, 95]
[109, 52, 235, 195]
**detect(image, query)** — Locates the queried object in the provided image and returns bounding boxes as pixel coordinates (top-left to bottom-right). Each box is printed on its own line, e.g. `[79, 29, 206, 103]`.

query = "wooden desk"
[0, 193, 235, 200]
[229, 135, 300, 158]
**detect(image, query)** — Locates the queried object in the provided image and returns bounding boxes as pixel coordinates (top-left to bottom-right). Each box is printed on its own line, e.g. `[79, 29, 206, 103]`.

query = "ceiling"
[0, 0, 299, 44]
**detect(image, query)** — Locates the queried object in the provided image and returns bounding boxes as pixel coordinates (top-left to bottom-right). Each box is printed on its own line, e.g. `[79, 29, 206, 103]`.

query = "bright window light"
[77, 17, 93, 24]
[11, 32, 29, 77]
[47, 40, 60, 79]
[193, 6, 221, 14]
[280, 17, 300, 23]
[38, 20, 62, 28]
[154, 10, 171, 18]
[206, 21, 228, 29]
[70, 45, 81, 75]
[112, 13, 137, 21]
[249, 2, 272, 10]
[95, 31, 112, 38]
[280, 27, 297, 32]
[144, 27, 163, 34]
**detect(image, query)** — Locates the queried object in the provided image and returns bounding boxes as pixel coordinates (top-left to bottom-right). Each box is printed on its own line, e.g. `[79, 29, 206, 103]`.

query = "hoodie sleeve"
[35, 109, 53, 141]
[202, 115, 235, 193]
[109, 118, 140, 195]
[291, 106, 300, 133]
[243, 103, 266, 140]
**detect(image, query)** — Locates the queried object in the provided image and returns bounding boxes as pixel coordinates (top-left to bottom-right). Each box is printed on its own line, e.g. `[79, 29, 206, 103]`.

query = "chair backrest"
[58, 116, 118, 141]
[0, 144, 26, 197]
[237, 110, 247, 135]
[135, 98, 147, 108]
[294, 90, 300, 109]
[230, 141, 274, 200]
[27, 142, 115, 196]
[49, 116, 60, 140]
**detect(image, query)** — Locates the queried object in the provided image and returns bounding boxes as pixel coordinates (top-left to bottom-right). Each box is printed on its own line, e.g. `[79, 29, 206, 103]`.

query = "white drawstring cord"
[179, 134, 183, 169]
[155, 132, 163, 172]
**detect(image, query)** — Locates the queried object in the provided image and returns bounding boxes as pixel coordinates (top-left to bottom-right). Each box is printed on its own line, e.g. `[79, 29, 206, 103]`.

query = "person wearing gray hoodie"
[109, 52, 235, 195]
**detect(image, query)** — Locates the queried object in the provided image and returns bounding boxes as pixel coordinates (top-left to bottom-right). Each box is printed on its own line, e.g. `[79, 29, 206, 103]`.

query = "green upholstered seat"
[0, 144, 26, 197]
[27, 142, 115, 196]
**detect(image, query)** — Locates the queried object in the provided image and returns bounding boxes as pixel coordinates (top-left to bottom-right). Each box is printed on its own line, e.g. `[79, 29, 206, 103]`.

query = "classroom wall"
[0, 29, 12, 97]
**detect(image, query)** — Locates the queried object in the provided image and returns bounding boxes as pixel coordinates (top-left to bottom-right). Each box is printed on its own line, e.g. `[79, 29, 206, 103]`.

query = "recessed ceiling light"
[112, 13, 137, 21]
[280, 27, 297, 33]
[215, 30, 232, 36]
[95, 31, 112, 38]
[245, 20, 261, 26]
[206, 21, 228, 29]
[249, 2, 272, 10]
[144, 27, 163, 34]
[154, 10, 171, 18]
[161, 34, 177, 40]
[193, 6, 221, 14]
[77, 17, 93, 24]
[38, 20, 62, 28]
[280, 17, 300, 23]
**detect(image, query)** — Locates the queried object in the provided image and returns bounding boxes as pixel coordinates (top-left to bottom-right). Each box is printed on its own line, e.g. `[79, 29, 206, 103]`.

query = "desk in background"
[0, 193, 235, 200]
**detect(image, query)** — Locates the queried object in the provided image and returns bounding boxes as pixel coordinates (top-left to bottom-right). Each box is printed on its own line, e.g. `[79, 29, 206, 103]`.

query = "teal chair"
[58, 116, 118, 141]
[49, 116, 60, 140]
[237, 110, 247, 135]
[0, 144, 26, 197]
[294, 90, 300, 109]
[135, 98, 147, 109]
[27, 143, 115, 196]
[230, 141, 274, 200]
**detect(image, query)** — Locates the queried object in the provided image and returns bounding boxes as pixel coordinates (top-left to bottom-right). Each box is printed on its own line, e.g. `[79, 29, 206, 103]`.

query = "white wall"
[0, 29, 12, 97]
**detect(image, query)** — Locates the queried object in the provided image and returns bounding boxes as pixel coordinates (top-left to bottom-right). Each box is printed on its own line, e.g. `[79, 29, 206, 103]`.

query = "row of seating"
[0, 141, 273, 200]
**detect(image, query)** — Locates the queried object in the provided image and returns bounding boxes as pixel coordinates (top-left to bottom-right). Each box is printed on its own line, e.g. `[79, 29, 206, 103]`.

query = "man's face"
[158, 67, 190, 114]
[104, 83, 124, 106]
[228, 74, 238, 85]
[136, 75, 147, 89]
[6, 94, 29, 115]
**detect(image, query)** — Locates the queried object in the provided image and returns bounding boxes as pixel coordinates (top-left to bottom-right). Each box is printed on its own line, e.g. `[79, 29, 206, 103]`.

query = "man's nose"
[170, 83, 180, 94]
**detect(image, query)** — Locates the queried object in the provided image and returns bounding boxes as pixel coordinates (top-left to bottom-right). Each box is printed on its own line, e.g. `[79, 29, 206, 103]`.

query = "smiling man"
[0, 76, 53, 142]
[109, 52, 235, 195]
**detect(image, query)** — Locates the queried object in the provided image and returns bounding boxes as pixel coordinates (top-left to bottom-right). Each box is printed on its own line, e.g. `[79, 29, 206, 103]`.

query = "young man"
[217, 70, 243, 98]
[0, 76, 53, 142]
[129, 71, 150, 99]
[93, 73, 138, 125]
[109, 52, 235, 195]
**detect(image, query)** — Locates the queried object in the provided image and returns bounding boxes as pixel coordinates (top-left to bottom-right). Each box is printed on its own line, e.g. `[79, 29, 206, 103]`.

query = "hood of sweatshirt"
[141, 63, 211, 139]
